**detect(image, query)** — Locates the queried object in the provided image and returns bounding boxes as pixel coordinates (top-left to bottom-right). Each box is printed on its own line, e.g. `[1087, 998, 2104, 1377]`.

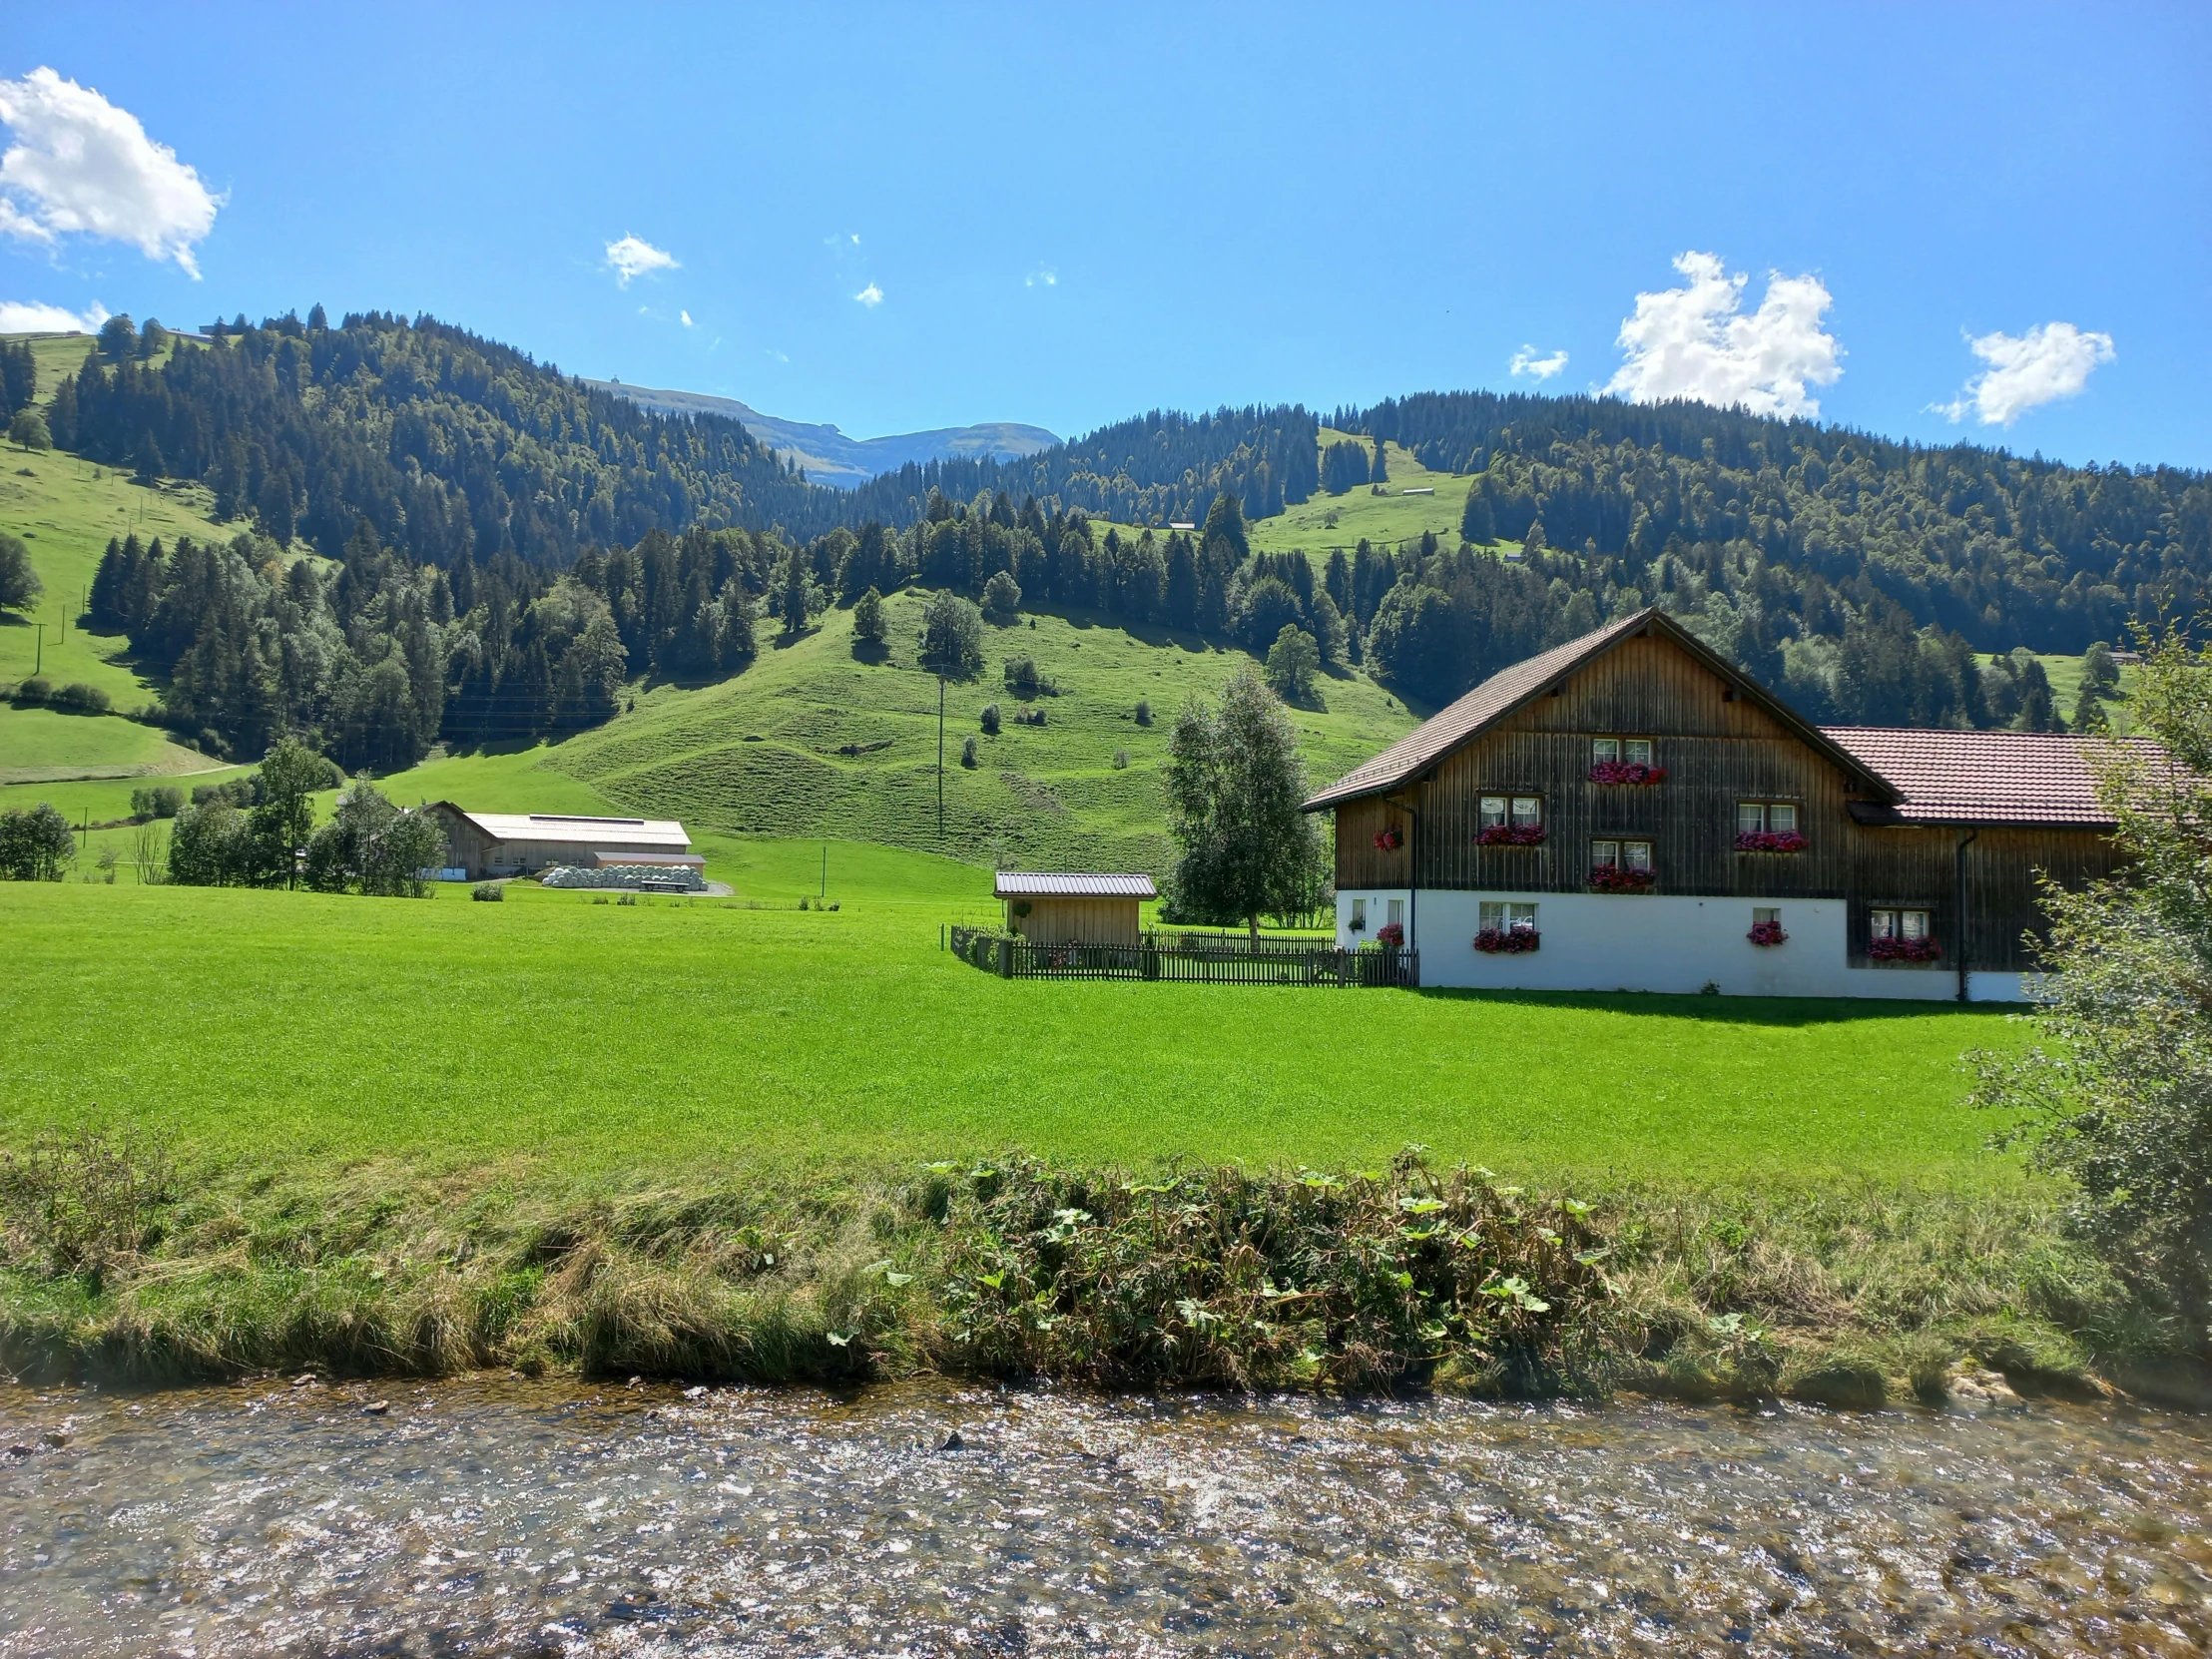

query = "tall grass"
[1, 1134, 2186, 1403]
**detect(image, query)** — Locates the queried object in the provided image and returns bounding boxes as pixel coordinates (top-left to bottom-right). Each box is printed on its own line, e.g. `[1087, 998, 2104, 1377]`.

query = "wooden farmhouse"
[996, 872, 1157, 946]
[426, 805, 692, 879]
[1304, 608, 2143, 1001]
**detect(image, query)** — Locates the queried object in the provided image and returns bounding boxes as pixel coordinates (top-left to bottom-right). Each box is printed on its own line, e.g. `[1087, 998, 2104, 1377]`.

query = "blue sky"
[3, 3, 2207, 466]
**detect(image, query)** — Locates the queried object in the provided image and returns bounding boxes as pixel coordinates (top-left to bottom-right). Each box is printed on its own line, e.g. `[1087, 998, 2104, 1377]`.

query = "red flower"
[1475, 824, 1547, 846]
[1589, 762, 1667, 786]
[1373, 826, 1403, 851]
[1735, 830, 1808, 853]
[1586, 864, 1656, 891]
[1375, 922, 1404, 947]
[1869, 934, 1941, 962]
[1748, 920, 1788, 947]
[1472, 927, 1540, 954]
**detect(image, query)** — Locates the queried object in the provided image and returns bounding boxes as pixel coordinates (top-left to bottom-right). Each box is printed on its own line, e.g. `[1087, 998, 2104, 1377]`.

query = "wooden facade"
[1007, 894, 1143, 947]
[1322, 620, 2124, 978]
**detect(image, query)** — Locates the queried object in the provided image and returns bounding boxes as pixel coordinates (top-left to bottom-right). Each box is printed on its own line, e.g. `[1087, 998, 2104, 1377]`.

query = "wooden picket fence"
[946, 925, 1417, 987]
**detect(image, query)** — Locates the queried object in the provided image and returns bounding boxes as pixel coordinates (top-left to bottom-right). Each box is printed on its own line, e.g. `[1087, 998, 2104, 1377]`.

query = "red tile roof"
[994, 872, 1158, 898]
[1819, 728, 2146, 827]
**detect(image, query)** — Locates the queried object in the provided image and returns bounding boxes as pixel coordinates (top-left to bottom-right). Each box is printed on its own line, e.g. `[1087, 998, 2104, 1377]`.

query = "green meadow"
[1, 877, 2019, 1189]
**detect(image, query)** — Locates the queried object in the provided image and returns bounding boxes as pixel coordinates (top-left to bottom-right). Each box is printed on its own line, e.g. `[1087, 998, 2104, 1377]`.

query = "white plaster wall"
[1333, 888, 2018, 1001]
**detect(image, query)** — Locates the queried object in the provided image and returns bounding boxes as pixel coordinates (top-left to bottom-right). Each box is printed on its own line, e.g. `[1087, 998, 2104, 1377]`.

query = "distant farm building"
[426, 805, 692, 879]
[996, 871, 1157, 946]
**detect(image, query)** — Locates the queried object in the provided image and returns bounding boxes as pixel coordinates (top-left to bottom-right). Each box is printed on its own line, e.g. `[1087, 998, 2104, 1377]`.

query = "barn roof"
[433, 806, 691, 849]
[1301, 608, 1895, 811]
[994, 871, 1158, 898]
[1820, 728, 2151, 828]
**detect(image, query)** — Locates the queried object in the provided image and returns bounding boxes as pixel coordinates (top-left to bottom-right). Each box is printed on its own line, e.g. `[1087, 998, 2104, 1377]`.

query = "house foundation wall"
[1334, 889, 2030, 1002]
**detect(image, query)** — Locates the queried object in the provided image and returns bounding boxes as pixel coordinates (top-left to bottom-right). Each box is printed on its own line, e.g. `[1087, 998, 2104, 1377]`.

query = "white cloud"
[680, 309, 694, 327]
[765, 348, 789, 363]
[1933, 320, 2114, 426]
[853, 281, 883, 307]
[0, 68, 222, 276]
[604, 234, 677, 287]
[1603, 251, 1842, 418]
[1509, 344, 1567, 381]
[1026, 269, 1057, 288]
[0, 296, 107, 333]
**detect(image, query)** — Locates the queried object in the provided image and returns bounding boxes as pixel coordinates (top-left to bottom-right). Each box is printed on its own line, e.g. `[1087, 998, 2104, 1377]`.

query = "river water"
[1, 1376, 2207, 1656]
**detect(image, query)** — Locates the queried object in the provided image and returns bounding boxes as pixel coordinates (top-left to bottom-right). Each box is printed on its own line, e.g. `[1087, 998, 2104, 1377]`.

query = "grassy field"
[387, 593, 1423, 873]
[1, 878, 2020, 1188]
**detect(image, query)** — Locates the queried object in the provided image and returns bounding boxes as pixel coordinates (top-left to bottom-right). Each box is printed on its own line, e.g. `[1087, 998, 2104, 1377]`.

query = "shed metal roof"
[994, 872, 1158, 898]
[435, 806, 691, 849]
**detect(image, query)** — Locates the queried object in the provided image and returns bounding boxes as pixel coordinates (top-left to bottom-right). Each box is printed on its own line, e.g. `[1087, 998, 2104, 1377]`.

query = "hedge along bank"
[0, 1136, 2185, 1406]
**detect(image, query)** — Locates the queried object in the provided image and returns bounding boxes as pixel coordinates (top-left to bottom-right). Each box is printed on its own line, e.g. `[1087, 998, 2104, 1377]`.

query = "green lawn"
[0, 878, 2023, 1189]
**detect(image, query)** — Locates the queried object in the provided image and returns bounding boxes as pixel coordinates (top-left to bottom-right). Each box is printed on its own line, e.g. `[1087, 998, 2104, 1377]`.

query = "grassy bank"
[0, 1136, 2180, 1407]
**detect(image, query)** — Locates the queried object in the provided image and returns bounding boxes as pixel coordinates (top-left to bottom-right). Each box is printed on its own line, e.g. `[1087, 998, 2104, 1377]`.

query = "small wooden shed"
[996, 871, 1157, 946]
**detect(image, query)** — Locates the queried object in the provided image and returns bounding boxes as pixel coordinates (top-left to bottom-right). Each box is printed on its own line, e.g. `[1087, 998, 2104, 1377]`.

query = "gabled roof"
[1302, 608, 1896, 811]
[430, 804, 692, 849]
[994, 871, 1158, 899]
[1821, 728, 2148, 828]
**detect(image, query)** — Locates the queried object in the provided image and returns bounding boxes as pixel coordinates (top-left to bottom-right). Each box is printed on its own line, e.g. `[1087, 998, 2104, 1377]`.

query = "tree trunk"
[1249, 911, 1260, 949]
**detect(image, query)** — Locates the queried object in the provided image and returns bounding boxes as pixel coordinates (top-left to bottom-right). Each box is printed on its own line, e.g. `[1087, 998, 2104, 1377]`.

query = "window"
[1351, 897, 1366, 928]
[1871, 908, 1932, 941]
[1738, 802, 1799, 833]
[1386, 897, 1404, 928]
[1753, 906, 1781, 927]
[1479, 901, 1538, 934]
[1592, 738, 1619, 765]
[1624, 738, 1653, 767]
[1590, 839, 1653, 870]
[1480, 795, 1543, 829]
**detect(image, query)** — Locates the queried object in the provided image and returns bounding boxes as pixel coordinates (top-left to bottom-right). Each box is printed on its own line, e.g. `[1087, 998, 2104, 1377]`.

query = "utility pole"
[936, 673, 946, 837]
[32, 621, 45, 676]
[820, 839, 827, 898]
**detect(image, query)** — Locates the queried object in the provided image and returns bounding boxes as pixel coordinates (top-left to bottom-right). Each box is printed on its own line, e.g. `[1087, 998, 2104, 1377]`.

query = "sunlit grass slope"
[382, 593, 1419, 873]
[2, 880, 2021, 1188]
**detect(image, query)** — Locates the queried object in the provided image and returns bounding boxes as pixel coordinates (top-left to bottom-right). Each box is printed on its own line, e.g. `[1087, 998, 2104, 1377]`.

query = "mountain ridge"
[584, 378, 1057, 488]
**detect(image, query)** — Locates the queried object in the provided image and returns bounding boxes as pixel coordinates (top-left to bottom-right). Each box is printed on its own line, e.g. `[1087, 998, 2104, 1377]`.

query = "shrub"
[960, 735, 979, 769]
[1134, 699, 1152, 727]
[129, 785, 185, 821]
[472, 882, 504, 901]
[0, 803, 75, 880]
[49, 682, 112, 715]
[1112, 749, 1129, 769]
[981, 569, 1022, 624]
[14, 676, 50, 705]
[979, 703, 1000, 736]
[1003, 655, 1040, 696]
[852, 585, 885, 648]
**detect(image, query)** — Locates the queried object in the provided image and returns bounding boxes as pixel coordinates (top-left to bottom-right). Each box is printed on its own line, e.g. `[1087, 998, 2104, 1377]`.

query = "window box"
[1869, 935, 1941, 963]
[1735, 830, 1808, 853]
[1586, 864, 1656, 892]
[1373, 826, 1403, 851]
[1473, 927, 1540, 953]
[1749, 907, 1787, 947]
[1869, 907, 1939, 963]
[1588, 838, 1654, 891]
[1477, 795, 1544, 844]
[1475, 900, 1538, 952]
[1736, 803, 1802, 852]
[1591, 738, 1665, 786]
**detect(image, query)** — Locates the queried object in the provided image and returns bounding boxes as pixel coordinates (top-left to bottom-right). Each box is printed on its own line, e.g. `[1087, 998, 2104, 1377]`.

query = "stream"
[1, 1376, 2207, 1656]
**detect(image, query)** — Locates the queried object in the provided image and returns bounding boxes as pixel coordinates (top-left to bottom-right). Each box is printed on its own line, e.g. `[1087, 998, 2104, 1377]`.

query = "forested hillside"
[15, 306, 2212, 773]
[1337, 390, 2211, 723]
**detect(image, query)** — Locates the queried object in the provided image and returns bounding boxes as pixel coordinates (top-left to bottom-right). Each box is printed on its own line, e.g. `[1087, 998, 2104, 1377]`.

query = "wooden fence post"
[997, 937, 1012, 977]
